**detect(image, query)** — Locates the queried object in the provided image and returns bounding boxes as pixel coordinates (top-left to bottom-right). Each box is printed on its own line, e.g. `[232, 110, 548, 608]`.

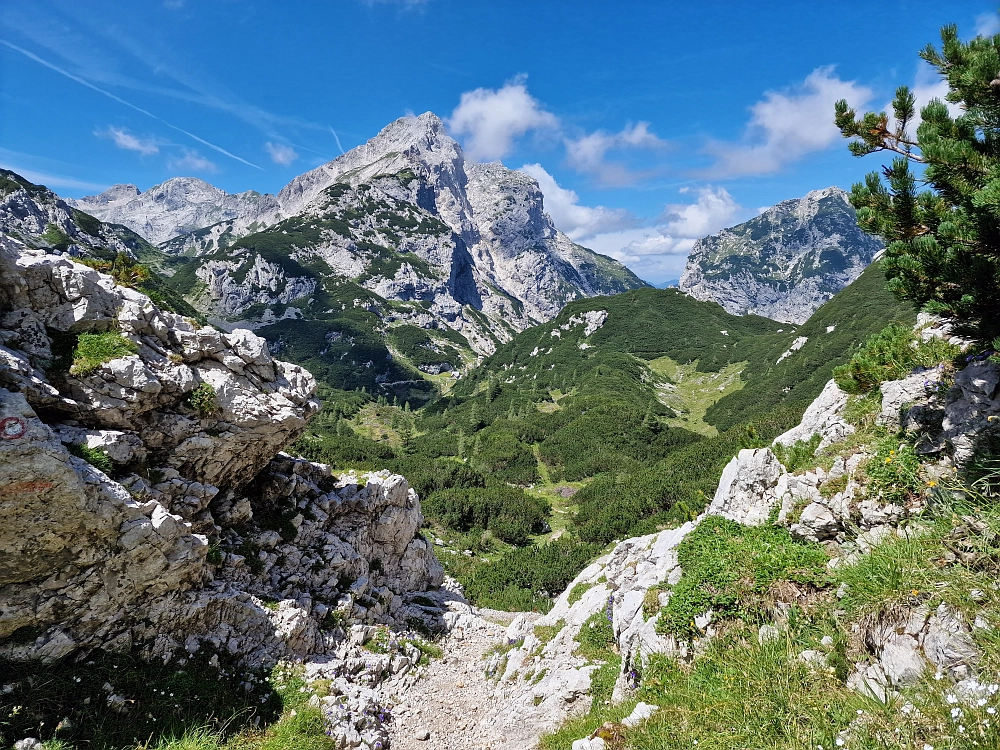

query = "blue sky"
[0, 0, 995, 283]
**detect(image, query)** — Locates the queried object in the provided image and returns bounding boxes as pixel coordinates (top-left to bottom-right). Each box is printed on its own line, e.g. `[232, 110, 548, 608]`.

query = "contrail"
[330, 127, 345, 155]
[1, 39, 263, 170]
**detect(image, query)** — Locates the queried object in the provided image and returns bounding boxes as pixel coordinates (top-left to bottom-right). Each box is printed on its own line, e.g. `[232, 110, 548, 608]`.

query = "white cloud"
[266, 142, 299, 166]
[163, 0, 184, 9]
[976, 12, 1000, 37]
[582, 186, 745, 282]
[446, 77, 559, 161]
[659, 186, 741, 238]
[563, 122, 667, 185]
[97, 126, 160, 155]
[519, 163, 636, 240]
[584, 228, 694, 281]
[703, 66, 873, 178]
[168, 148, 218, 173]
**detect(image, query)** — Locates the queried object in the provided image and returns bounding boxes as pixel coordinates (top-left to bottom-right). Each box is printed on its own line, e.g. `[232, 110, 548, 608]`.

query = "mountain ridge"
[72, 113, 646, 354]
[679, 186, 882, 323]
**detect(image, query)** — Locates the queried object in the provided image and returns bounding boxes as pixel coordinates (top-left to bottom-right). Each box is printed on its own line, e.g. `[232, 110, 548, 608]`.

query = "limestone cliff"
[679, 187, 882, 324]
[0, 176, 443, 666]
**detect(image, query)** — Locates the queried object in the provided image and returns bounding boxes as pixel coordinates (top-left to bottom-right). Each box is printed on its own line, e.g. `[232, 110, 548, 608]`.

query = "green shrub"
[658, 515, 829, 637]
[422, 486, 550, 546]
[70, 331, 138, 376]
[461, 537, 600, 612]
[862, 436, 922, 506]
[185, 383, 217, 415]
[66, 443, 114, 474]
[772, 434, 821, 472]
[832, 323, 961, 394]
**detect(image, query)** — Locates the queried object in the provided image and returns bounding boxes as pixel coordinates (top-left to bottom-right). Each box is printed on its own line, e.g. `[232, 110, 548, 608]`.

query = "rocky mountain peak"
[679, 185, 882, 324]
[71, 177, 279, 245]
[275, 112, 465, 218]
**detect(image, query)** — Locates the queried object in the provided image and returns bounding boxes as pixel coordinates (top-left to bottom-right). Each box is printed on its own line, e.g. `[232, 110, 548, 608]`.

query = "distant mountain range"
[679, 187, 882, 323]
[71, 113, 645, 357]
[5, 113, 887, 412]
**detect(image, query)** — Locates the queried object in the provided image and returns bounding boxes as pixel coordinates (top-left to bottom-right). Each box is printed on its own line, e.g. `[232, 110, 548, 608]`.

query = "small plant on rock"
[863, 437, 922, 506]
[185, 382, 217, 415]
[66, 443, 114, 475]
[69, 331, 138, 376]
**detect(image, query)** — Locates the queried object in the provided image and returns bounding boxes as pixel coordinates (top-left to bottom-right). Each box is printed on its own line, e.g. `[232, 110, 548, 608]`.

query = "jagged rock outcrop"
[71, 114, 645, 355]
[480, 343, 996, 746]
[679, 187, 882, 324]
[774, 378, 855, 451]
[0, 230, 442, 668]
[69, 178, 279, 246]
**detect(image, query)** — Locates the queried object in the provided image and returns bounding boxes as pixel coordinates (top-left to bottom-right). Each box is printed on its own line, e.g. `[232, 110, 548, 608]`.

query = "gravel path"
[386, 605, 542, 750]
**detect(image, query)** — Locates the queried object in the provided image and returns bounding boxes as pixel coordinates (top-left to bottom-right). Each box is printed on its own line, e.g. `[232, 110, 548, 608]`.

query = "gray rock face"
[475, 521, 696, 749]
[707, 448, 785, 526]
[774, 379, 855, 451]
[69, 177, 279, 246]
[679, 187, 882, 324]
[0, 231, 442, 665]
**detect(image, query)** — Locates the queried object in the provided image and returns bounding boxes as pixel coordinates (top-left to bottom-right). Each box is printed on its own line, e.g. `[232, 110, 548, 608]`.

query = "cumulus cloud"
[519, 163, 636, 240]
[582, 186, 746, 282]
[659, 186, 742, 238]
[703, 66, 873, 178]
[168, 148, 218, 173]
[447, 77, 559, 161]
[98, 126, 160, 155]
[266, 142, 299, 166]
[563, 122, 667, 185]
[524, 166, 745, 282]
[976, 12, 1000, 38]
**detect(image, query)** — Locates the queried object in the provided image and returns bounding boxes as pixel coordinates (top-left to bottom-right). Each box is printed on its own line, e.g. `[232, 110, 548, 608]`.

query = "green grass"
[566, 581, 592, 606]
[66, 443, 114, 474]
[70, 331, 138, 376]
[574, 611, 616, 662]
[657, 515, 830, 637]
[533, 621, 566, 645]
[772, 434, 822, 472]
[648, 357, 747, 436]
[833, 321, 964, 394]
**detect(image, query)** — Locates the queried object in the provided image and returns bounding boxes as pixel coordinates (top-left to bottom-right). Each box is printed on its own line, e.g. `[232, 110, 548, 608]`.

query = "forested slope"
[297, 262, 915, 608]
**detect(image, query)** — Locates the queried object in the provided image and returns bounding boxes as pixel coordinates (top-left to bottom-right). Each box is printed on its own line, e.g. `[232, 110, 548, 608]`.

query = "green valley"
[295, 262, 916, 609]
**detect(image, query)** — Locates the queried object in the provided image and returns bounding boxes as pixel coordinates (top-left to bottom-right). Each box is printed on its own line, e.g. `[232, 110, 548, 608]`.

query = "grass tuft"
[70, 331, 138, 376]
